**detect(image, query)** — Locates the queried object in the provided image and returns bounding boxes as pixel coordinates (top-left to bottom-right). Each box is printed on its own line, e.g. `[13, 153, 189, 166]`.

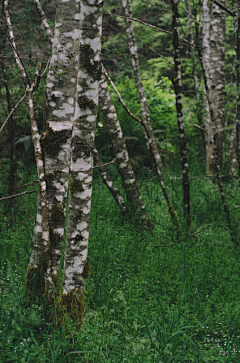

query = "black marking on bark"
[42, 127, 72, 157]
[78, 96, 96, 110]
[79, 43, 102, 81]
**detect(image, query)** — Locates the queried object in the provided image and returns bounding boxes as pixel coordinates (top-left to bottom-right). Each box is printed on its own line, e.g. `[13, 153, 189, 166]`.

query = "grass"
[1, 163, 240, 362]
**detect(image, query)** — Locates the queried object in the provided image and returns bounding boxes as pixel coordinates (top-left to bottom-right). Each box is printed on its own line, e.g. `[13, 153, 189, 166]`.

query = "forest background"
[1, 0, 240, 361]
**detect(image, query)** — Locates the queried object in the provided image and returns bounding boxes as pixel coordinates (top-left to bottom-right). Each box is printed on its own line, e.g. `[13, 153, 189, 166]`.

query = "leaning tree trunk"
[94, 148, 129, 217]
[103, 68, 179, 230]
[99, 73, 151, 226]
[121, 0, 162, 167]
[171, 0, 191, 226]
[61, 0, 103, 325]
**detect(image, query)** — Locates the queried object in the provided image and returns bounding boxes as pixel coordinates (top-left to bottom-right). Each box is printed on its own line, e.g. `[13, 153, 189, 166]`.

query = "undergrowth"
[0, 164, 240, 362]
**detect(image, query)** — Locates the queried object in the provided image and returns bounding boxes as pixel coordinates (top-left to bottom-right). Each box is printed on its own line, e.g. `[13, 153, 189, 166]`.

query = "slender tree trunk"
[171, 0, 191, 226]
[0, 2, 17, 216]
[235, 0, 240, 179]
[99, 73, 150, 225]
[4, 0, 51, 283]
[229, 111, 238, 176]
[209, 0, 226, 168]
[185, 0, 199, 100]
[61, 1, 103, 324]
[103, 68, 179, 230]
[94, 148, 129, 217]
[194, 0, 233, 235]
[1, 58, 17, 213]
[121, 0, 162, 167]
[202, 0, 215, 175]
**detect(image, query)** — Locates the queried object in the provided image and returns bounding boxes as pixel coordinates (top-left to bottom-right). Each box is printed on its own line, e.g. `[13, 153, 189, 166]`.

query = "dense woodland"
[1, 0, 240, 361]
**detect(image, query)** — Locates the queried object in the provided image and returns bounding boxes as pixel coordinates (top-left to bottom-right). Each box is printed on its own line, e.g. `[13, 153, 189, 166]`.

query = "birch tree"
[99, 72, 150, 225]
[171, 0, 191, 225]
[121, 0, 163, 168]
[202, 0, 226, 174]
[61, 1, 102, 322]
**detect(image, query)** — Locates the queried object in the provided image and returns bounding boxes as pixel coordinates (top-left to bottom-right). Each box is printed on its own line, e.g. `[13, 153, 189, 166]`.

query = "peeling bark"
[99, 73, 149, 224]
[62, 1, 103, 305]
[171, 0, 191, 226]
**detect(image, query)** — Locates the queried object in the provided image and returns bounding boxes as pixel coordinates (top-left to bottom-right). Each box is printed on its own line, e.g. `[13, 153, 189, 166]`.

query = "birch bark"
[4, 0, 50, 278]
[202, 0, 216, 175]
[209, 0, 226, 168]
[171, 0, 191, 226]
[99, 74, 149, 224]
[235, 0, 240, 179]
[194, 1, 232, 234]
[43, 0, 81, 278]
[121, 0, 162, 168]
[94, 148, 129, 216]
[62, 1, 102, 321]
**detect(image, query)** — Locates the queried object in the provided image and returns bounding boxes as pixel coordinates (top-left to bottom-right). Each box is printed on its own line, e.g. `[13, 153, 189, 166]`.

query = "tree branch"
[103, 65, 142, 124]
[34, 0, 53, 44]
[0, 93, 26, 135]
[213, 0, 236, 16]
[106, 12, 195, 47]
[0, 189, 37, 202]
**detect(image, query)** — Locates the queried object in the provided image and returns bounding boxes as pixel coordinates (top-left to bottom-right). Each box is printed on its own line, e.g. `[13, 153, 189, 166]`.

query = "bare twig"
[17, 180, 39, 190]
[0, 93, 26, 135]
[106, 12, 196, 47]
[213, 0, 236, 16]
[149, 47, 174, 64]
[0, 189, 36, 202]
[93, 157, 116, 169]
[192, 123, 208, 133]
[103, 65, 142, 124]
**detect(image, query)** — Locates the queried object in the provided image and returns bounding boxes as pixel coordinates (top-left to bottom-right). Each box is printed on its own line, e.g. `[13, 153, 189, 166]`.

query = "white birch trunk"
[99, 74, 150, 224]
[121, 0, 162, 167]
[94, 148, 129, 216]
[209, 0, 226, 167]
[43, 0, 82, 277]
[202, 0, 215, 175]
[61, 1, 102, 322]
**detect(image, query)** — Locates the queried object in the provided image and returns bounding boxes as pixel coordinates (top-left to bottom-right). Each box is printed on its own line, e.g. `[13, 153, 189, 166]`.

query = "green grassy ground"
[0, 164, 240, 362]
